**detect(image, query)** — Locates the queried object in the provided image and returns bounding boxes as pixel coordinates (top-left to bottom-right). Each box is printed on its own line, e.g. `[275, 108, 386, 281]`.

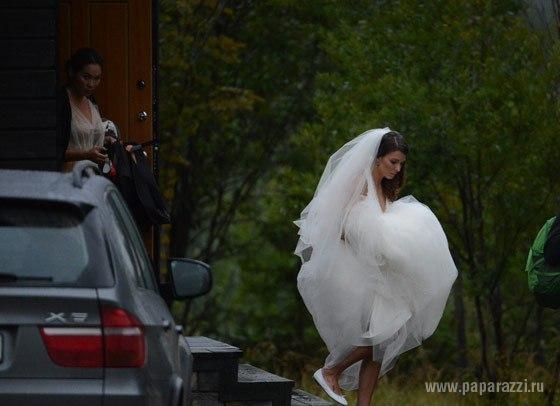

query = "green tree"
[158, 0, 330, 335]
[158, 0, 560, 395]
[283, 0, 560, 381]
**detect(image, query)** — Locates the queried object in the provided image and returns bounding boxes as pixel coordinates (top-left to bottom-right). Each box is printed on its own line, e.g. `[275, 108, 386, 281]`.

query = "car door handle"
[161, 319, 171, 331]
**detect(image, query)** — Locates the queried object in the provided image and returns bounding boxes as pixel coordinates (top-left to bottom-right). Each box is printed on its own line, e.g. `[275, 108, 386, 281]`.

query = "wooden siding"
[0, 0, 58, 170]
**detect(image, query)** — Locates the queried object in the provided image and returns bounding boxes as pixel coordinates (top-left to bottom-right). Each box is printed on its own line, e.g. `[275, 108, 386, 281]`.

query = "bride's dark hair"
[377, 131, 408, 201]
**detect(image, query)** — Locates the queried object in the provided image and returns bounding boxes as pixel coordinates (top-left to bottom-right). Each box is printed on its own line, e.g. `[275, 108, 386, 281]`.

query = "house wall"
[0, 0, 58, 170]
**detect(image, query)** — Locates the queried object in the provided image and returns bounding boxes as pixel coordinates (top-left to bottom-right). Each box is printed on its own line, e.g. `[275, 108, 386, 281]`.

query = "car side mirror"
[168, 258, 212, 300]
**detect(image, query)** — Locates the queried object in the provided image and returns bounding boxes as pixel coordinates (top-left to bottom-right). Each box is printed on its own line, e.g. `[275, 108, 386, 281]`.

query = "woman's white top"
[67, 90, 104, 151]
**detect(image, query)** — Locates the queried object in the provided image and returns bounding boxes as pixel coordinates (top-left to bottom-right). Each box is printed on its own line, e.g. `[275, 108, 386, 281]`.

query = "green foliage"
[159, 0, 560, 393]
[158, 0, 330, 353]
[282, 0, 560, 379]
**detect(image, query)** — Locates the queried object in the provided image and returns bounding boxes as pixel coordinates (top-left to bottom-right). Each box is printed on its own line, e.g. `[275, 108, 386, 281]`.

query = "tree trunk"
[489, 284, 505, 379]
[535, 305, 545, 365]
[454, 268, 468, 369]
[547, 351, 560, 406]
[475, 294, 494, 381]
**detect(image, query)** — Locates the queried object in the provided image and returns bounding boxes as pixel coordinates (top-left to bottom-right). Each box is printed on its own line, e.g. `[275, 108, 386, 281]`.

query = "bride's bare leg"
[323, 346, 373, 393]
[357, 358, 381, 406]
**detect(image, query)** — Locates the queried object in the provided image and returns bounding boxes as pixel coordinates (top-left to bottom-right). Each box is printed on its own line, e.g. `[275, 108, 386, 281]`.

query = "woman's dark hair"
[376, 131, 409, 201]
[66, 47, 103, 77]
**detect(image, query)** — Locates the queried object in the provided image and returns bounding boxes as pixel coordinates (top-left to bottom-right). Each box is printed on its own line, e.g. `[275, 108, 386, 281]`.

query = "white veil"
[294, 128, 389, 265]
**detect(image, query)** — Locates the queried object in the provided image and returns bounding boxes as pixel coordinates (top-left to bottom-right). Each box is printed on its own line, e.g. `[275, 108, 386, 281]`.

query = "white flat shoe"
[313, 368, 348, 406]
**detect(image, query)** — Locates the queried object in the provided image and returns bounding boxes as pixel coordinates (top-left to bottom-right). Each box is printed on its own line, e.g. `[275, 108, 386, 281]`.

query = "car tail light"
[40, 327, 103, 367]
[101, 307, 145, 367]
[40, 307, 145, 368]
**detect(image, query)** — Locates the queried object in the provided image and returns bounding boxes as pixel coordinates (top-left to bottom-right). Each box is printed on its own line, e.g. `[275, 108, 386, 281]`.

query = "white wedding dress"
[295, 128, 457, 390]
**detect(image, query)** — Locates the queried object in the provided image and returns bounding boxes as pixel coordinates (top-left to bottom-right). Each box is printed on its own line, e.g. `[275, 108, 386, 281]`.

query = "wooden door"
[57, 0, 153, 147]
[58, 0, 156, 258]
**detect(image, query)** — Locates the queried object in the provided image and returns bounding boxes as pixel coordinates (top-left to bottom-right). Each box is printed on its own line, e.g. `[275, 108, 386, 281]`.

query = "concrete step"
[192, 390, 333, 406]
[192, 391, 273, 406]
[219, 363, 294, 405]
[291, 389, 333, 405]
[187, 336, 244, 391]
[192, 391, 221, 406]
[186, 336, 333, 406]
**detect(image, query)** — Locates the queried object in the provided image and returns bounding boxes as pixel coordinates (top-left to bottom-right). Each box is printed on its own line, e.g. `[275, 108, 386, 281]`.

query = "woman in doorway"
[295, 128, 457, 405]
[57, 47, 116, 171]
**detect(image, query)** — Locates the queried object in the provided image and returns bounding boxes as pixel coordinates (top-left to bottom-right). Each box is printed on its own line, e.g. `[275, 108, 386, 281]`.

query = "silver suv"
[0, 162, 211, 406]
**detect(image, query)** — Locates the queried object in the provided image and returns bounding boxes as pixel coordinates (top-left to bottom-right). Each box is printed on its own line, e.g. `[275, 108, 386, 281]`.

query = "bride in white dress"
[294, 128, 457, 405]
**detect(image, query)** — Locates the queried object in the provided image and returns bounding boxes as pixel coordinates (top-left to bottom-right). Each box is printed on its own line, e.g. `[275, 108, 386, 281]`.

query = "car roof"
[0, 164, 111, 207]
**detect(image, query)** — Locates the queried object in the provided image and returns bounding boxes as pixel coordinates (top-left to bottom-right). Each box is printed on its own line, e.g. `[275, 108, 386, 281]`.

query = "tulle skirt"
[297, 195, 457, 390]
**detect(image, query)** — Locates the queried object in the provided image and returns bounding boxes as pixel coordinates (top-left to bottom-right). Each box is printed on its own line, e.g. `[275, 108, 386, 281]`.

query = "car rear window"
[0, 200, 109, 286]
